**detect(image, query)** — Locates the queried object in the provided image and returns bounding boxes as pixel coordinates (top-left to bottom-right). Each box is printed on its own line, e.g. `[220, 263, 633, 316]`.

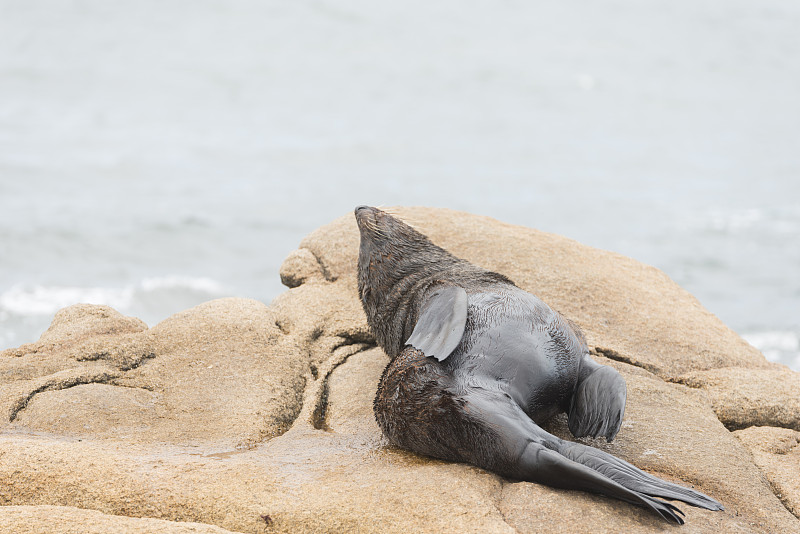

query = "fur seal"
[355, 206, 723, 524]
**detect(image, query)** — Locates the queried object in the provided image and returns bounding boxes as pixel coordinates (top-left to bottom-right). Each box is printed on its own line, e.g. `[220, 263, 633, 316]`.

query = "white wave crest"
[685, 206, 800, 234]
[707, 208, 763, 232]
[0, 285, 135, 315]
[0, 277, 225, 316]
[742, 330, 800, 367]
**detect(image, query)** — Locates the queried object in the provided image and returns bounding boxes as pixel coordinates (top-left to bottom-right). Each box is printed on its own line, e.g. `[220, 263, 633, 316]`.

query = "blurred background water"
[1, 1, 798, 370]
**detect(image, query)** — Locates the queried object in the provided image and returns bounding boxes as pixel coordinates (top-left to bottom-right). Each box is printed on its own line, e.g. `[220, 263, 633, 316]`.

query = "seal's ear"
[406, 286, 468, 361]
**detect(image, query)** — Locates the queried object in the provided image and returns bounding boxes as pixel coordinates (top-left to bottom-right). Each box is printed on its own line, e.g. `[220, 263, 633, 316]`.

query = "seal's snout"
[354, 205, 379, 231]
[354, 205, 376, 220]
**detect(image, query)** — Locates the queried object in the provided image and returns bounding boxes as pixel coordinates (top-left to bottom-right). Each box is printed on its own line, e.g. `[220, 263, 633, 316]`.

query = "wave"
[0, 276, 229, 350]
[683, 205, 800, 235]
[0, 285, 135, 315]
[0, 276, 225, 316]
[742, 330, 800, 369]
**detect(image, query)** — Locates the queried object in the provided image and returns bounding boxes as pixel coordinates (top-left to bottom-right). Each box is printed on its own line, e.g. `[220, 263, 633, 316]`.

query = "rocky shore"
[2, 207, 799, 533]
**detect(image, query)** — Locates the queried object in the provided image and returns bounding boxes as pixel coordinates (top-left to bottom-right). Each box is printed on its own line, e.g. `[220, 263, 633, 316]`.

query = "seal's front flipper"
[568, 364, 627, 442]
[406, 285, 468, 361]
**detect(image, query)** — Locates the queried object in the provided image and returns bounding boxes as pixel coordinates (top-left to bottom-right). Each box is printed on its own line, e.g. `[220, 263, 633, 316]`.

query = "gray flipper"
[475, 396, 723, 524]
[568, 364, 627, 442]
[554, 439, 724, 513]
[406, 286, 468, 361]
[517, 442, 688, 523]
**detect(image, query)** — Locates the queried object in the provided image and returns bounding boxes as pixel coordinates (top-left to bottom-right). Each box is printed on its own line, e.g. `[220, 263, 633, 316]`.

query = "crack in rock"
[769, 480, 799, 520]
[312, 378, 331, 431]
[492, 478, 519, 534]
[674, 368, 800, 433]
[279, 246, 337, 288]
[312, 342, 373, 431]
[274, 318, 290, 335]
[107, 380, 156, 393]
[591, 346, 661, 376]
[308, 248, 338, 283]
[292, 340, 372, 432]
[735, 426, 800, 520]
[8, 369, 122, 422]
[334, 330, 376, 347]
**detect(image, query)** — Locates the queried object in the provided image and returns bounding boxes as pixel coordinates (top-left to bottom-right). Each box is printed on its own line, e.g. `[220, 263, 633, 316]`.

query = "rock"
[325, 347, 389, 436]
[0, 505, 238, 534]
[678, 366, 800, 431]
[530, 357, 796, 532]
[1, 298, 307, 449]
[279, 248, 326, 289]
[38, 303, 149, 344]
[734, 427, 800, 519]
[1, 207, 798, 533]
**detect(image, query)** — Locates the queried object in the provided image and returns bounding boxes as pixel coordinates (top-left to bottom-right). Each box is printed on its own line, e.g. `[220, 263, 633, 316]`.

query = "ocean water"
[1, 1, 798, 371]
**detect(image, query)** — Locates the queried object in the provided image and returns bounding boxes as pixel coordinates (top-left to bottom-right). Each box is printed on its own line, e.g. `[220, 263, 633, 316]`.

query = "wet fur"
[356, 206, 723, 524]
[357, 209, 511, 359]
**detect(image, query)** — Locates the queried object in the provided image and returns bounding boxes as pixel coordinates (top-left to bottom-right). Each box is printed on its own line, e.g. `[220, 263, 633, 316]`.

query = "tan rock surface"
[734, 426, 800, 519]
[678, 366, 800, 431]
[2, 298, 306, 449]
[1, 207, 798, 533]
[0, 505, 239, 534]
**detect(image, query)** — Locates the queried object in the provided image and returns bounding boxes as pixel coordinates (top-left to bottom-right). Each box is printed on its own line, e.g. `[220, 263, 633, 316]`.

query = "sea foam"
[0, 284, 135, 315]
[0, 276, 226, 317]
[743, 330, 800, 368]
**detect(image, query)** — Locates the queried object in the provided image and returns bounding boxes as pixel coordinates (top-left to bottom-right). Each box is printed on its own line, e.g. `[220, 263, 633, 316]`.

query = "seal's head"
[354, 206, 462, 354]
[354, 205, 454, 300]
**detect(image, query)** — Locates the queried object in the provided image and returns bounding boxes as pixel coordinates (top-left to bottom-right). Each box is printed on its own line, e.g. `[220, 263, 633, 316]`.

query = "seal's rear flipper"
[554, 439, 724, 512]
[518, 442, 688, 524]
[406, 286, 467, 361]
[469, 395, 722, 523]
[568, 364, 627, 441]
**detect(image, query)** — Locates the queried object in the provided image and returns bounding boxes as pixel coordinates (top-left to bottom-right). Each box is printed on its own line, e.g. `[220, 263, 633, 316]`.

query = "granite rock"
[1, 207, 798, 533]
